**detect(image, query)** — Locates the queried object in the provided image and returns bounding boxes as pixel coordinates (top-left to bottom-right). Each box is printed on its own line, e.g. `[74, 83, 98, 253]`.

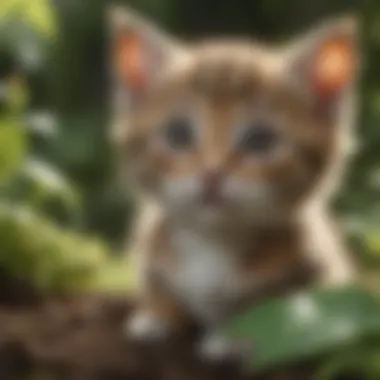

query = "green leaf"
[223, 286, 380, 374]
[315, 348, 380, 380]
[19, 157, 80, 213]
[0, 0, 55, 37]
[25, 111, 58, 138]
[90, 256, 138, 294]
[0, 118, 27, 183]
[6, 76, 29, 112]
[0, 202, 120, 293]
[24, 0, 56, 37]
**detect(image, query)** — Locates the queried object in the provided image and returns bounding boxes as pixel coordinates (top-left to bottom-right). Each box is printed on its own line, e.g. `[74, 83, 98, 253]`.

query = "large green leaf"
[223, 286, 380, 373]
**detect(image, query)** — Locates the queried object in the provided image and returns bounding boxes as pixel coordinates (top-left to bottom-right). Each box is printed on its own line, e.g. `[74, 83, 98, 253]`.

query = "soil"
[0, 272, 350, 380]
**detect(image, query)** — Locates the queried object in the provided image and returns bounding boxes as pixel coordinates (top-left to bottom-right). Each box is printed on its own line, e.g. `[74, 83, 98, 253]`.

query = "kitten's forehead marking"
[136, 42, 286, 117]
[181, 42, 283, 104]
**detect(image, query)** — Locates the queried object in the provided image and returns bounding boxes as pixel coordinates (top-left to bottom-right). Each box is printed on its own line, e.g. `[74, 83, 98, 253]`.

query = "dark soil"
[0, 273, 359, 380]
[0, 290, 245, 380]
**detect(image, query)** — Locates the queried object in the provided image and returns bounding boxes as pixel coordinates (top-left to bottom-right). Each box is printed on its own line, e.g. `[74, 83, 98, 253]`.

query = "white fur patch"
[125, 310, 170, 342]
[160, 177, 201, 214]
[161, 227, 241, 324]
[198, 332, 235, 361]
[198, 331, 253, 362]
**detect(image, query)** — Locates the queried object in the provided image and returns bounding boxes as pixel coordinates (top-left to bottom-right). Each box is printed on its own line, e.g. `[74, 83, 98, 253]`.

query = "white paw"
[198, 332, 252, 363]
[124, 310, 170, 343]
[198, 333, 233, 361]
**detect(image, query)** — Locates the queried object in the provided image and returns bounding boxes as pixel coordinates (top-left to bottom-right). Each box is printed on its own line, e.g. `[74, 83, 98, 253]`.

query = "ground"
[0, 272, 359, 380]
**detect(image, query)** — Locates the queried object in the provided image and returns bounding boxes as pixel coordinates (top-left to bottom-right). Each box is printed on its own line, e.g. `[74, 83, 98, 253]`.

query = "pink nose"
[202, 170, 223, 205]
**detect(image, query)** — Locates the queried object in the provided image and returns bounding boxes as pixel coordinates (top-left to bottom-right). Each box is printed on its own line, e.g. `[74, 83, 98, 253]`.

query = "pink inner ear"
[311, 36, 356, 100]
[116, 33, 147, 91]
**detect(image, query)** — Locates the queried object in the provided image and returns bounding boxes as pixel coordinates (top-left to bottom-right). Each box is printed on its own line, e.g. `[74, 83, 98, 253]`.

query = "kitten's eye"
[239, 123, 277, 154]
[164, 118, 194, 150]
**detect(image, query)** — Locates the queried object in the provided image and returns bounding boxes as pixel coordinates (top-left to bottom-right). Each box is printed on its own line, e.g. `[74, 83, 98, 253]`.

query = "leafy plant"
[0, 0, 134, 294]
[223, 286, 380, 377]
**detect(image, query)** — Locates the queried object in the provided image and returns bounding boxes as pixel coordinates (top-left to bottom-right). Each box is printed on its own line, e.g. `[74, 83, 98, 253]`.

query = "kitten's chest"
[162, 229, 241, 322]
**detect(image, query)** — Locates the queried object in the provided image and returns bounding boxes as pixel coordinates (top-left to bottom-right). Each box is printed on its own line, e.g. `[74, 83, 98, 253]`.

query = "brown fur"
[110, 8, 359, 352]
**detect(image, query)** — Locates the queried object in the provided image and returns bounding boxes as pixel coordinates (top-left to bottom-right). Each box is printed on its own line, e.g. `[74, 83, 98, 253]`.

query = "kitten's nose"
[202, 169, 224, 205]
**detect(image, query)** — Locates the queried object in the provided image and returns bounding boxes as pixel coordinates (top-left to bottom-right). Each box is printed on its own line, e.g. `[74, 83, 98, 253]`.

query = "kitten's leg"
[196, 310, 253, 362]
[126, 277, 188, 342]
[198, 257, 316, 362]
[198, 329, 253, 363]
[125, 205, 187, 342]
[127, 309, 169, 342]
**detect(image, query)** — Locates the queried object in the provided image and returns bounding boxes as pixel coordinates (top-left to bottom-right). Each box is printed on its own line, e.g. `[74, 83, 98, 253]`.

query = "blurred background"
[1, 0, 380, 377]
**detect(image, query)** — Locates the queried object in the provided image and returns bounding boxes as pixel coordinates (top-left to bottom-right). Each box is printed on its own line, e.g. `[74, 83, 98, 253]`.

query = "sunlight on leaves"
[90, 256, 138, 294]
[0, 0, 56, 37]
[0, 119, 27, 184]
[0, 202, 122, 293]
[364, 232, 380, 257]
[26, 111, 58, 138]
[6, 75, 29, 112]
[21, 158, 80, 211]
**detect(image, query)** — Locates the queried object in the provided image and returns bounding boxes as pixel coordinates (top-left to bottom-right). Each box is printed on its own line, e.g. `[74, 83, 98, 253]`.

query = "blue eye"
[165, 118, 194, 150]
[239, 123, 277, 153]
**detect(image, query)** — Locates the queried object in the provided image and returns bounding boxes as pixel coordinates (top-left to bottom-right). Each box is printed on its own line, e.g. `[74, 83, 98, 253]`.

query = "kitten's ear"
[108, 6, 186, 103]
[283, 16, 359, 109]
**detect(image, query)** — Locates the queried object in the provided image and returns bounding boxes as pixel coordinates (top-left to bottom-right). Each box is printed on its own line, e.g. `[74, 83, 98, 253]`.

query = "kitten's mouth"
[200, 173, 227, 209]
[201, 188, 226, 208]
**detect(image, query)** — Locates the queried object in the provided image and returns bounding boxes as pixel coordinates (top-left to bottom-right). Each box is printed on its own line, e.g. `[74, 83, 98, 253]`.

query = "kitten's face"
[111, 10, 358, 226]
[127, 46, 333, 225]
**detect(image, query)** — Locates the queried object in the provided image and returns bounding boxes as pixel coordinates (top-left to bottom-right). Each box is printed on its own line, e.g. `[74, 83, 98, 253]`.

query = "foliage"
[0, 202, 102, 292]
[0, 0, 55, 36]
[0, 115, 27, 184]
[224, 286, 380, 378]
[0, 118, 133, 295]
[0, 199, 135, 293]
[0, 0, 134, 293]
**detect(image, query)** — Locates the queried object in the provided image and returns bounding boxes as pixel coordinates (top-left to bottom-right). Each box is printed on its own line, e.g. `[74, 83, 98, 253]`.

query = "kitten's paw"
[125, 310, 170, 343]
[198, 332, 252, 363]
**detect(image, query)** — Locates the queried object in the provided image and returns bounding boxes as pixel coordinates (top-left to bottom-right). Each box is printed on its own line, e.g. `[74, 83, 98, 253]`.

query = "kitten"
[108, 7, 359, 360]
